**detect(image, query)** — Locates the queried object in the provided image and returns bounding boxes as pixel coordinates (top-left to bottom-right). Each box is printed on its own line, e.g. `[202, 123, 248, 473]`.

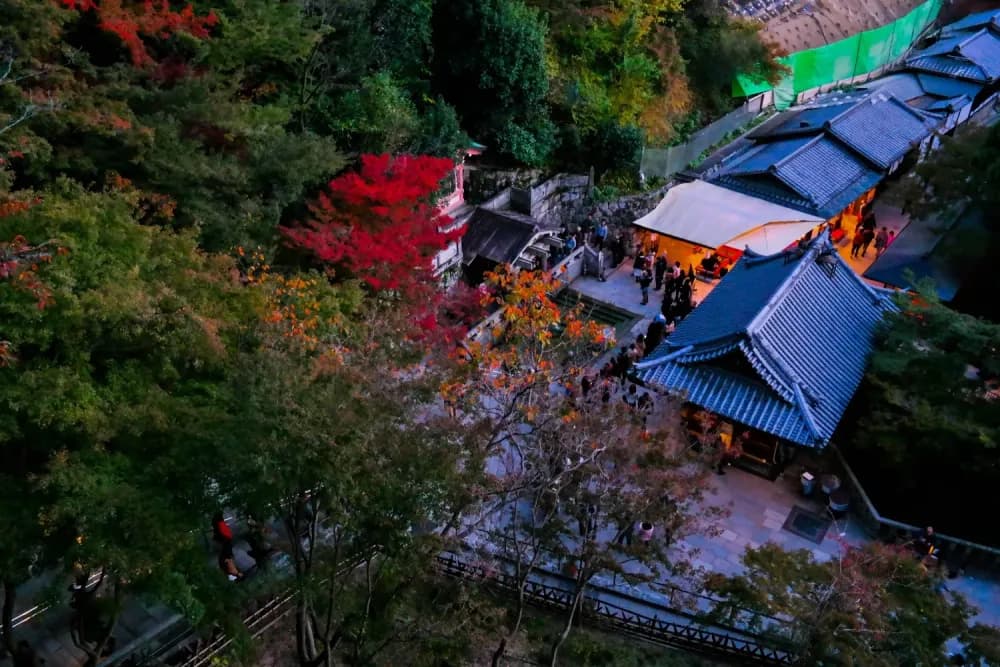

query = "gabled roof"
[860, 73, 929, 103]
[637, 233, 896, 447]
[462, 208, 543, 265]
[710, 89, 938, 218]
[748, 101, 856, 140]
[914, 72, 984, 99]
[906, 27, 1000, 83]
[823, 93, 936, 169]
[712, 134, 884, 218]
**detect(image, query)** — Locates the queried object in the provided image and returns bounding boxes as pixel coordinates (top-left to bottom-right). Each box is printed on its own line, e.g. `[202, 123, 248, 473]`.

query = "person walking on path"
[850, 229, 865, 258]
[644, 313, 667, 357]
[638, 269, 653, 305]
[874, 227, 889, 257]
[860, 226, 876, 257]
[653, 254, 668, 290]
[593, 221, 608, 249]
[564, 234, 577, 255]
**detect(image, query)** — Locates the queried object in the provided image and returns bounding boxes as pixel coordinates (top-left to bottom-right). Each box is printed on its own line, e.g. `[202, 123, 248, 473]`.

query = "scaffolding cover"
[734, 0, 942, 106]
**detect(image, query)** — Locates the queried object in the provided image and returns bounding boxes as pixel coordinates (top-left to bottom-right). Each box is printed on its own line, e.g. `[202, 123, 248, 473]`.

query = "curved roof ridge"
[740, 338, 795, 402]
[792, 381, 823, 442]
[634, 344, 695, 371]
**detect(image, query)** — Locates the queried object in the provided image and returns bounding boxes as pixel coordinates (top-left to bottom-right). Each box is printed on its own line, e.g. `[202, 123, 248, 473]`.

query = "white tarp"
[724, 220, 823, 254]
[632, 181, 823, 253]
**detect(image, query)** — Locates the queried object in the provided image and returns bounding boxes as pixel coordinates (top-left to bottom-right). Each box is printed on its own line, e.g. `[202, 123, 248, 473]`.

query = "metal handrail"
[435, 553, 797, 664]
[472, 527, 791, 631]
[831, 445, 1000, 569]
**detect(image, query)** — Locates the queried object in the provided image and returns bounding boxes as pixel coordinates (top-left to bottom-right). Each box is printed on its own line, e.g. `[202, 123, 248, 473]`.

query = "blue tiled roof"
[713, 134, 883, 218]
[924, 95, 971, 112]
[750, 102, 854, 139]
[906, 28, 1000, 83]
[637, 234, 896, 447]
[725, 136, 815, 173]
[667, 245, 807, 350]
[825, 94, 935, 169]
[864, 207, 986, 301]
[710, 89, 930, 218]
[958, 30, 1000, 79]
[907, 55, 989, 81]
[941, 8, 1000, 36]
[773, 137, 874, 207]
[921, 33, 972, 58]
[712, 174, 815, 214]
[861, 73, 928, 102]
[914, 73, 984, 99]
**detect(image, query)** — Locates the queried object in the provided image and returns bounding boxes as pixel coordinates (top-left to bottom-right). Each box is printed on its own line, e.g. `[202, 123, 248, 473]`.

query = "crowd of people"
[551, 219, 632, 269]
[629, 249, 698, 320]
[849, 210, 896, 259]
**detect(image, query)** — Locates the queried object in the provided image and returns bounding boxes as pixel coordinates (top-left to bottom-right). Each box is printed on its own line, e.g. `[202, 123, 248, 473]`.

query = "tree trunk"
[87, 578, 123, 666]
[549, 584, 586, 666]
[490, 637, 507, 667]
[1, 580, 15, 656]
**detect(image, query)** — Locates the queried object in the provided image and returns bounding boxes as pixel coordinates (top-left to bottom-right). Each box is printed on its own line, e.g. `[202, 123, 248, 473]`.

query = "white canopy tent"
[633, 181, 823, 254]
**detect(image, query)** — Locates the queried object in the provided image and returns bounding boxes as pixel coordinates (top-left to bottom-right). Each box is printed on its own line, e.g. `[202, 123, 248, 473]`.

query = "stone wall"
[575, 183, 673, 235]
[467, 166, 671, 237]
[464, 166, 545, 205]
[530, 174, 590, 228]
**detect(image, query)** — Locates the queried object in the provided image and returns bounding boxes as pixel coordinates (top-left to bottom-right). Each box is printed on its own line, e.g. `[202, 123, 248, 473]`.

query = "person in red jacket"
[212, 512, 233, 545]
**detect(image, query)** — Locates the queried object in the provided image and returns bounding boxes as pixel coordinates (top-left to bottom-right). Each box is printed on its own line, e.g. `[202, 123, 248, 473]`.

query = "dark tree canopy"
[843, 288, 1000, 543]
[431, 0, 555, 165]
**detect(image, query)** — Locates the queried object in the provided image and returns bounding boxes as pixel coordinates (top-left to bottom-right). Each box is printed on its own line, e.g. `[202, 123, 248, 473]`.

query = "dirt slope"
[760, 0, 924, 53]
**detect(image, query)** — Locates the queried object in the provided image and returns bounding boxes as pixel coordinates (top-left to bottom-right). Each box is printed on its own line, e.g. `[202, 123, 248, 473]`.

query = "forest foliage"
[0, 2, 912, 666]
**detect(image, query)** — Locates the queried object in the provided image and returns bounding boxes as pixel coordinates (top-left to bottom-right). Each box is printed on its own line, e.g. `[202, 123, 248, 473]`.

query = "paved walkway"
[836, 202, 910, 280]
[570, 261, 718, 343]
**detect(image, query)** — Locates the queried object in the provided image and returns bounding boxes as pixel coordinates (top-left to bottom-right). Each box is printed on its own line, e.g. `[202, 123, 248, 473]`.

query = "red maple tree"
[283, 153, 461, 299]
[58, 0, 218, 67]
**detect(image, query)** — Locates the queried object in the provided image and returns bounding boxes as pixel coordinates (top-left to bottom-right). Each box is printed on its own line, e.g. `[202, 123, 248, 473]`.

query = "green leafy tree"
[844, 288, 1000, 541]
[431, 0, 554, 165]
[706, 542, 1000, 665]
[370, 0, 434, 87]
[0, 186, 260, 658]
[590, 120, 644, 182]
[0, 0, 344, 253]
[537, 0, 693, 147]
[893, 122, 1000, 222]
[208, 325, 489, 666]
[675, 0, 786, 116]
[326, 72, 420, 154]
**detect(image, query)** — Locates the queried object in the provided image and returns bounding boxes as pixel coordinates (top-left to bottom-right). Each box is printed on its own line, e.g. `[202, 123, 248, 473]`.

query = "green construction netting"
[734, 0, 942, 107]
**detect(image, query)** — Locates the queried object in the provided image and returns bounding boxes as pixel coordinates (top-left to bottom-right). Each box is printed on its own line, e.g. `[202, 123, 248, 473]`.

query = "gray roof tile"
[638, 235, 896, 447]
[825, 94, 935, 169]
[906, 28, 1000, 83]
